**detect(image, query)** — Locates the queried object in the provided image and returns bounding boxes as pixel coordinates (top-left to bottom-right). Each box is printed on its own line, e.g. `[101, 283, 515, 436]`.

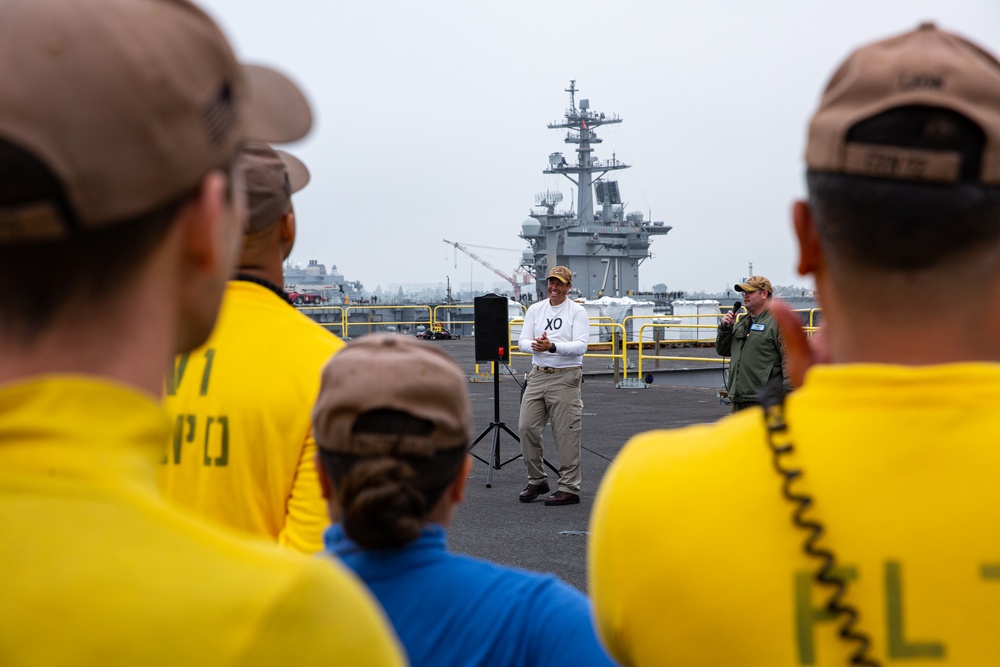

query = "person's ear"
[180, 171, 230, 272]
[771, 299, 828, 388]
[279, 210, 296, 260]
[793, 200, 822, 277]
[172, 171, 241, 354]
[313, 450, 344, 523]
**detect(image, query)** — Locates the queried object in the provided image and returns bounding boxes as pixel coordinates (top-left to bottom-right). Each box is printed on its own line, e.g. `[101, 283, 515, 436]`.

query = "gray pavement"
[423, 337, 731, 592]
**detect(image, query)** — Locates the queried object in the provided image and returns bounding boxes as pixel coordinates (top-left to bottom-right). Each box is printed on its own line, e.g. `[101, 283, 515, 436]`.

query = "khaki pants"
[518, 366, 583, 494]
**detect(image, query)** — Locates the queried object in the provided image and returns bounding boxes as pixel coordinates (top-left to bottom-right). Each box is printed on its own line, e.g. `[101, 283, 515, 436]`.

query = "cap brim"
[734, 283, 754, 292]
[242, 64, 313, 144]
[548, 276, 569, 284]
[276, 149, 310, 193]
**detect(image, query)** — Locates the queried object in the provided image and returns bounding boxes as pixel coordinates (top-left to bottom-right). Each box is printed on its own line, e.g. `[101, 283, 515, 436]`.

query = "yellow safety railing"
[584, 322, 629, 379]
[431, 302, 528, 340]
[343, 304, 432, 338]
[508, 318, 629, 378]
[297, 305, 347, 337]
[295, 302, 824, 379]
[636, 322, 727, 379]
[587, 316, 617, 347]
[636, 309, 823, 377]
[432, 304, 474, 329]
[432, 303, 528, 327]
[622, 312, 722, 346]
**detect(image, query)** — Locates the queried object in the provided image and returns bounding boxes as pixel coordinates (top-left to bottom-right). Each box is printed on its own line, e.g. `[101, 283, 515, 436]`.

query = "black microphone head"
[732, 301, 741, 313]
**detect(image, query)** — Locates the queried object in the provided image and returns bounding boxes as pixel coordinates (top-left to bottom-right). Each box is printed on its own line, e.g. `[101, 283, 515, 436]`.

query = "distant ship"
[284, 259, 367, 304]
[519, 81, 671, 300]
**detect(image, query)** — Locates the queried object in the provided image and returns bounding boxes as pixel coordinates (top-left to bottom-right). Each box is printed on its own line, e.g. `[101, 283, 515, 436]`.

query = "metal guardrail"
[636, 323, 727, 379]
[507, 317, 629, 381]
[299, 302, 530, 339]
[297, 303, 823, 383]
[297, 305, 347, 337]
[633, 310, 821, 378]
[342, 304, 432, 338]
[432, 304, 473, 329]
[433, 303, 527, 330]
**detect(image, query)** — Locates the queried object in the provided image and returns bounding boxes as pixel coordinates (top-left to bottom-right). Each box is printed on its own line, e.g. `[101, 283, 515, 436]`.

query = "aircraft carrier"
[519, 81, 672, 300]
[283, 259, 367, 303]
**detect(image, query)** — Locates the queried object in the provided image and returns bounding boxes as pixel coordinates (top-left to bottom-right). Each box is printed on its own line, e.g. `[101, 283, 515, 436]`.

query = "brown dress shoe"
[518, 481, 550, 502]
[544, 491, 580, 506]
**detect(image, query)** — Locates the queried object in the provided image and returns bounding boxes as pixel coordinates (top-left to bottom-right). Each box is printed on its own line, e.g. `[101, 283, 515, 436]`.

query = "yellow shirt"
[160, 281, 344, 553]
[0, 376, 403, 666]
[590, 363, 1000, 666]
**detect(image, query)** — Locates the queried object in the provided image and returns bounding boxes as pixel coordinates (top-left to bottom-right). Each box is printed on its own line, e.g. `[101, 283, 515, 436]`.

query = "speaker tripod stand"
[469, 361, 558, 488]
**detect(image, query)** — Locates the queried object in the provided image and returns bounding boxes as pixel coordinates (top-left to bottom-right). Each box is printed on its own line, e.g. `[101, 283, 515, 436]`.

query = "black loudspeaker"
[474, 294, 510, 363]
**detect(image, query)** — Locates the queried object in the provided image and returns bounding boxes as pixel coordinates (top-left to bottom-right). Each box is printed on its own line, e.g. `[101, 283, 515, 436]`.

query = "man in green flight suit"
[716, 275, 791, 411]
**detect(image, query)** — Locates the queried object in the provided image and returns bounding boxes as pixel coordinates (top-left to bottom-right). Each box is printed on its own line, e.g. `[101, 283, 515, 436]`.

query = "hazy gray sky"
[198, 0, 1000, 294]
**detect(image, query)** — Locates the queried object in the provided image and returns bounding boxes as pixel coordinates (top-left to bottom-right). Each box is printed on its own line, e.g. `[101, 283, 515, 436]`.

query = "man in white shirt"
[517, 266, 590, 506]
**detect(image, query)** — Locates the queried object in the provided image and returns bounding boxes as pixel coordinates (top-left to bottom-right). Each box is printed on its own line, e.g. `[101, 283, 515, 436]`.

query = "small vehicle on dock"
[288, 291, 327, 306]
[416, 326, 459, 341]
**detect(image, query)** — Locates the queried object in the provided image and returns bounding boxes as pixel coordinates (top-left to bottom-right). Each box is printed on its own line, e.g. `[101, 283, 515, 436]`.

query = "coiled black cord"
[758, 378, 880, 667]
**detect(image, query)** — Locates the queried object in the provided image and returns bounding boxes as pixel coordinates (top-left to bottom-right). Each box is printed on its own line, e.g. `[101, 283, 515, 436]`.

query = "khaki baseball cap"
[313, 334, 473, 457]
[806, 22, 1000, 184]
[240, 144, 310, 233]
[0, 0, 313, 244]
[548, 266, 573, 284]
[735, 275, 773, 293]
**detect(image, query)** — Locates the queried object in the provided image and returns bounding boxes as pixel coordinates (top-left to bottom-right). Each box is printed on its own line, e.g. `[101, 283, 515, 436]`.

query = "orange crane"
[443, 239, 529, 299]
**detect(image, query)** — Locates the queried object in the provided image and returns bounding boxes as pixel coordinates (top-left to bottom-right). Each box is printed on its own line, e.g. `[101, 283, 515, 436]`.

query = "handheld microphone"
[727, 301, 743, 332]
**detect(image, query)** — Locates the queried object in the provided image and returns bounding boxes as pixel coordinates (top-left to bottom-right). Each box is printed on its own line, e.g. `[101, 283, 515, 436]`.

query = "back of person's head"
[0, 0, 311, 344]
[238, 143, 309, 263]
[312, 334, 473, 550]
[804, 23, 1000, 292]
[241, 143, 310, 236]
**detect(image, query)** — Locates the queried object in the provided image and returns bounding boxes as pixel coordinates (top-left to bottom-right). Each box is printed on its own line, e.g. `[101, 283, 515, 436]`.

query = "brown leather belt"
[533, 364, 577, 374]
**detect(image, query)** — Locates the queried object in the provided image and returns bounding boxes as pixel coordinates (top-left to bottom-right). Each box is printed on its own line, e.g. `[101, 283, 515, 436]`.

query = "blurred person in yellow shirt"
[591, 23, 1000, 666]
[161, 142, 344, 553]
[0, 1, 402, 664]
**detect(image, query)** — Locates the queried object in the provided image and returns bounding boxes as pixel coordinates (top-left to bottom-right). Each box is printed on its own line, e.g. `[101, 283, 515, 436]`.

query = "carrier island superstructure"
[519, 81, 671, 300]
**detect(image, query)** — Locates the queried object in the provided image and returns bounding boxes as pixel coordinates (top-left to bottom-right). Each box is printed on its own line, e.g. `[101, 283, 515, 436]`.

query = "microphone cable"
[499, 359, 526, 390]
[500, 359, 614, 463]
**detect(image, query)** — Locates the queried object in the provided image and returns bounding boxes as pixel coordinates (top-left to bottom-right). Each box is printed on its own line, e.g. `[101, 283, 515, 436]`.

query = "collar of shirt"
[324, 523, 448, 579]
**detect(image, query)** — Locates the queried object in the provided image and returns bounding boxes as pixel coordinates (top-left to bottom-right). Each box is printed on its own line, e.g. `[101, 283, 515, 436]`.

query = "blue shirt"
[324, 523, 616, 667]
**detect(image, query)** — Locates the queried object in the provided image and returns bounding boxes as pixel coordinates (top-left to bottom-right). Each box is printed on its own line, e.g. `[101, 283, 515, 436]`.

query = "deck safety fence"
[296, 303, 821, 381]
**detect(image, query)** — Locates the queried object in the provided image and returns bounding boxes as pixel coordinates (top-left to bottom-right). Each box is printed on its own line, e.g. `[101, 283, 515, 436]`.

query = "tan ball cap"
[0, 0, 313, 243]
[735, 275, 773, 293]
[313, 334, 473, 457]
[240, 143, 310, 233]
[547, 266, 573, 284]
[806, 22, 1000, 184]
